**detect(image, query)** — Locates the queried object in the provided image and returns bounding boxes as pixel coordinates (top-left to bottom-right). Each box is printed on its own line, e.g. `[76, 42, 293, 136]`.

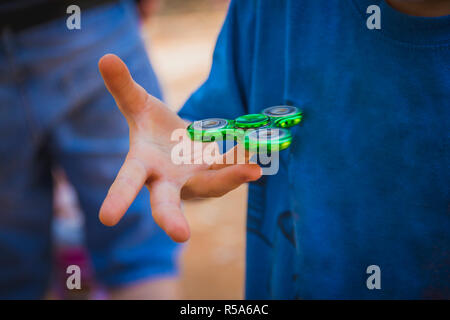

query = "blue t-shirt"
[179, 0, 450, 299]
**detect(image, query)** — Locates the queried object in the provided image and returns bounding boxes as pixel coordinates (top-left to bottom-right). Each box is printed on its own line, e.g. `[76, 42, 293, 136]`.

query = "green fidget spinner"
[186, 106, 302, 153]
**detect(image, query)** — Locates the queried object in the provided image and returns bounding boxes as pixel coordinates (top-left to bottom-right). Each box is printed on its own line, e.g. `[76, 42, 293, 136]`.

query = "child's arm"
[179, 0, 257, 121]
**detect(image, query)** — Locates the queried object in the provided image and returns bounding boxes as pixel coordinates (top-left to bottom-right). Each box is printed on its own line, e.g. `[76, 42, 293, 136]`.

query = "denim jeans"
[0, 1, 179, 298]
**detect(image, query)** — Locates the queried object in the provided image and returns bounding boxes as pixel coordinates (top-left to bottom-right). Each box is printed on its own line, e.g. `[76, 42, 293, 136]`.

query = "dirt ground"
[142, 2, 248, 299]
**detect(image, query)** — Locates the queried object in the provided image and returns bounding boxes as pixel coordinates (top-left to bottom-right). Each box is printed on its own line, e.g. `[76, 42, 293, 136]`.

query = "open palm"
[98, 54, 261, 242]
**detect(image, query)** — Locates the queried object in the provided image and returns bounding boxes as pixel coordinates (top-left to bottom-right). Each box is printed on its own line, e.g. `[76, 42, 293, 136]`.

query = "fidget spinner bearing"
[186, 106, 302, 152]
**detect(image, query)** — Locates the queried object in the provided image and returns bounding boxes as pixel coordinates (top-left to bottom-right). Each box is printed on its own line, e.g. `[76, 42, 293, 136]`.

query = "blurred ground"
[142, 1, 248, 299]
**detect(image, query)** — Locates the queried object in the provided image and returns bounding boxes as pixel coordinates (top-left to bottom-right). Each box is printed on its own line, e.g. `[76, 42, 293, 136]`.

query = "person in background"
[0, 0, 180, 299]
[97, 0, 449, 299]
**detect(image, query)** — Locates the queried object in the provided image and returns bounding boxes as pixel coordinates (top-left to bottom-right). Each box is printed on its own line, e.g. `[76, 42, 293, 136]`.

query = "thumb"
[98, 53, 150, 116]
[98, 54, 186, 132]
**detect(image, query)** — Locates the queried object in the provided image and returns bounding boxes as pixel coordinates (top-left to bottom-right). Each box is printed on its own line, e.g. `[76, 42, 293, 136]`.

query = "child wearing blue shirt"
[99, 0, 450, 299]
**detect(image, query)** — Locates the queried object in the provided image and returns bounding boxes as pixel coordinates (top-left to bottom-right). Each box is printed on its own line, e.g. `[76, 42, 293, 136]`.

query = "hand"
[98, 54, 262, 242]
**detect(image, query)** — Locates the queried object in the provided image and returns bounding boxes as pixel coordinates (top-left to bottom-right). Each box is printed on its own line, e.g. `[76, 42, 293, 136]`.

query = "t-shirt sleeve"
[178, 0, 257, 121]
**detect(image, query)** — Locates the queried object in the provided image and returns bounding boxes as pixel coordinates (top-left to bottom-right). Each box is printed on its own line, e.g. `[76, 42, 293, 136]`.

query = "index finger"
[99, 155, 149, 226]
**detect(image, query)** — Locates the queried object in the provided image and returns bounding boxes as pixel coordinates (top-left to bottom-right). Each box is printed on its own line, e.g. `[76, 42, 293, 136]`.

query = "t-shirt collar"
[351, 0, 450, 46]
